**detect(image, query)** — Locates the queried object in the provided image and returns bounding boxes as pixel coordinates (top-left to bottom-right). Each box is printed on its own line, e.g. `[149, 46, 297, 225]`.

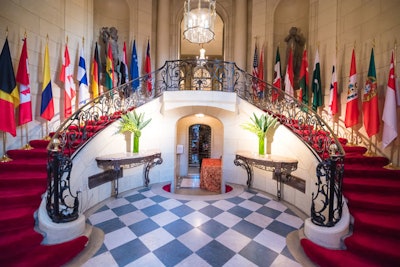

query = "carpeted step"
[0, 158, 47, 172]
[6, 148, 48, 160]
[344, 231, 400, 265]
[343, 145, 368, 154]
[0, 185, 45, 209]
[0, 170, 46, 188]
[343, 177, 400, 194]
[29, 139, 50, 149]
[0, 227, 44, 261]
[5, 235, 89, 267]
[350, 209, 400, 238]
[345, 191, 400, 212]
[0, 206, 36, 232]
[344, 154, 390, 166]
[344, 164, 400, 179]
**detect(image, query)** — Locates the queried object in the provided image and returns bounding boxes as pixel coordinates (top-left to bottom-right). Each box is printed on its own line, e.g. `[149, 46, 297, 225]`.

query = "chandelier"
[183, 0, 216, 44]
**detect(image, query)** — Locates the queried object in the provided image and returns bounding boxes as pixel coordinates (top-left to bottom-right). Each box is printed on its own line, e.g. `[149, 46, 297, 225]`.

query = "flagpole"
[1, 132, 12, 162]
[22, 125, 33, 150]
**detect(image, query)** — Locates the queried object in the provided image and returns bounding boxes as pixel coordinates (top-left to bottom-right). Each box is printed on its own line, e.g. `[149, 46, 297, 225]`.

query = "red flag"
[298, 49, 309, 104]
[362, 48, 379, 137]
[252, 43, 259, 96]
[329, 61, 338, 116]
[382, 51, 398, 148]
[258, 45, 265, 94]
[60, 44, 76, 118]
[91, 42, 100, 99]
[345, 49, 359, 128]
[0, 38, 18, 136]
[145, 40, 152, 92]
[272, 46, 281, 102]
[16, 37, 32, 125]
[284, 47, 294, 99]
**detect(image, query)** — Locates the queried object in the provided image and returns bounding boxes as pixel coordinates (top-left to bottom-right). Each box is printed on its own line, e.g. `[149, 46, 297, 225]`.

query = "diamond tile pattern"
[84, 187, 303, 267]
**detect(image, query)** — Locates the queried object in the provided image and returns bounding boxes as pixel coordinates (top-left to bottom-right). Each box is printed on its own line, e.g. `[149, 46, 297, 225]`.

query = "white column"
[233, 0, 247, 69]
[156, 0, 170, 69]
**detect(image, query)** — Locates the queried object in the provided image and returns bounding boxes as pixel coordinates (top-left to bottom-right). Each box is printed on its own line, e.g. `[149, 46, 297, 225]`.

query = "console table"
[234, 152, 298, 200]
[93, 151, 162, 197]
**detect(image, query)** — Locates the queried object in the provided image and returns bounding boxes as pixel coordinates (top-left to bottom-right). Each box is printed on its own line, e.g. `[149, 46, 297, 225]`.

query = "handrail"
[46, 59, 344, 226]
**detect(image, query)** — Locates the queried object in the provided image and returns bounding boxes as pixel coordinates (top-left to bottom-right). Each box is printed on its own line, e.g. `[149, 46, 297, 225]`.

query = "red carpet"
[162, 183, 233, 193]
[301, 142, 400, 266]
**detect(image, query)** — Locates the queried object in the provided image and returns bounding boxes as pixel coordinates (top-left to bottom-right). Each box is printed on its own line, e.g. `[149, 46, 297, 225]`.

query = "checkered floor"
[83, 185, 303, 267]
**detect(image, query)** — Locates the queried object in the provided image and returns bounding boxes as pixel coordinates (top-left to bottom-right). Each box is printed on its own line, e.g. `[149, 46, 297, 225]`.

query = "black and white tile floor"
[83, 182, 304, 267]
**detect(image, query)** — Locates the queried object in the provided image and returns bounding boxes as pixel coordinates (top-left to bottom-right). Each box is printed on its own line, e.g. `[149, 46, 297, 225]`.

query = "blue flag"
[130, 40, 139, 90]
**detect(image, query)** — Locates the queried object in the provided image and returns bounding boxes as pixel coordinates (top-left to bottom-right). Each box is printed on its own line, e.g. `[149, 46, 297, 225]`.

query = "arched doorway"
[188, 124, 211, 168]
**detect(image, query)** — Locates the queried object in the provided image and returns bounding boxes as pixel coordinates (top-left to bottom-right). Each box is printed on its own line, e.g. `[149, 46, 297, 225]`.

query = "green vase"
[133, 134, 139, 153]
[258, 136, 265, 156]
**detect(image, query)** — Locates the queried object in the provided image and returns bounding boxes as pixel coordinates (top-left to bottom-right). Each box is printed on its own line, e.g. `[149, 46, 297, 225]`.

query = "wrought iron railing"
[46, 59, 344, 226]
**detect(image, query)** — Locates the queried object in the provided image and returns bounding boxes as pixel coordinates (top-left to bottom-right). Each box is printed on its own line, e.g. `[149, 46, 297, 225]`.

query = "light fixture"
[183, 0, 216, 44]
[195, 113, 205, 118]
[196, 47, 207, 66]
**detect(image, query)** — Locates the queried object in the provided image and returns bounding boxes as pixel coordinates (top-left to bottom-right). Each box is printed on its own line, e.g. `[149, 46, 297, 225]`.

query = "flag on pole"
[40, 42, 54, 121]
[252, 43, 259, 96]
[78, 46, 89, 106]
[130, 40, 139, 91]
[345, 49, 359, 128]
[362, 48, 380, 137]
[272, 46, 281, 102]
[329, 62, 338, 116]
[284, 47, 294, 99]
[105, 42, 114, 90]
[60, 43, 76, 118]
[16, 37, 32, 125]
[382, 51, 398, 148]
[312, 48, 322, 111]
[298, 49, 309, 105]
[91, 42, 100, 99]
[258, 45, 265, 96]
[120, 41, 129, 84]
[0, 38, 19, 136]
[145, 40, 152, 92]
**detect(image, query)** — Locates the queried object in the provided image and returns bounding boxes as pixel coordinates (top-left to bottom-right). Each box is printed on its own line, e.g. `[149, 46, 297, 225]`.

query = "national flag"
[272, 46, 281, 102]
[284, 47, 294, 99]
[258, 45, 265, 96]
[345, 49, 359, 128]
[145, 40, 152, 92]
[0, 38, 19, 136]
[298, 49, 309, 105]
[362, 48, 380, 137]
[60, 44, 76, 118]
[252, 43, 259, 96]
[329, 61, 338, 116]
[130, 40, 139, 91]
[382, 51, 398, 148]
[40, 43, 54, 121]
[91, 42, 100, 98]
[16, 37, 32, 125]
[78, 46, 89, 106]
[312, 48, 322, 111]
[105, 42, 114, 90]
[120, 41, 129, 84]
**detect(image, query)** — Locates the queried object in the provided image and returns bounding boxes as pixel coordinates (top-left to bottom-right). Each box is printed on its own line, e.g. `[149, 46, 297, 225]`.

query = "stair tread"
[351, 209, 400, 231]
[344, 177, 400, 188]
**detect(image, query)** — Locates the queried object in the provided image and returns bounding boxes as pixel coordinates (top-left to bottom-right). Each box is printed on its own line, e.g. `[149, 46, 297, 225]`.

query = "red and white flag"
[382, 51, 398, 148]
[60, 44, 76, 118]
[344, 49, 359, 128]
[16, 37, 32, 125]
[329, 60, 338, 117]
[284, 47, 294, 100]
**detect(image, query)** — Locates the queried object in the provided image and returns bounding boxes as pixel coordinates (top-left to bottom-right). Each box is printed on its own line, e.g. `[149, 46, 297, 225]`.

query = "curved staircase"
[301, 141, 400, 267]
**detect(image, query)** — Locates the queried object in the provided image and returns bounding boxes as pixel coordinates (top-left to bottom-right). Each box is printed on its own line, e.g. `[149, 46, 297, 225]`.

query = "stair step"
[0, 171, 47, 188]
[29, 139, 50, 149]
[344, 164, 400, 179]
[345, 231, 400, 265]
[0, 185, 45, 208]
[350, 210, 400, 238]
[343, 145, 368, 154]
[0, 206, 36, 231]
[0, 158, 47, 172]
[345, 191, 400, 212]
[344, 154, 389, 166]
[0, 227, 43, 261]
[6, 148, 48, 160]
[343, 177, 400, 193]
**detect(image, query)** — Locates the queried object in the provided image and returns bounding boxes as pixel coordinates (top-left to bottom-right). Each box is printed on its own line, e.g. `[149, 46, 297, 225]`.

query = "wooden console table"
[93, 151, 162, 197]
[234, 152, 298, 200]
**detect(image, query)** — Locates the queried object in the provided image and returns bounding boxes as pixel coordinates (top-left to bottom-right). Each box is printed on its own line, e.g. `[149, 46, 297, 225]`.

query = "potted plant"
[241, 112, 279, 156]
[117, 111, 152, 153]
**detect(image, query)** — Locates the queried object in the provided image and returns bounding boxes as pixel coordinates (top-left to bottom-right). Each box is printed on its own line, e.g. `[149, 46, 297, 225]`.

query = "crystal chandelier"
[183, 0, 216, 44]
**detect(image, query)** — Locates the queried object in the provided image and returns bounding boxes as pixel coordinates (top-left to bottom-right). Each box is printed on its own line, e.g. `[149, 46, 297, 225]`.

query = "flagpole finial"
[66, 35, 68, 44]
[46, 34, 49, 43]
[82, 36, 85, 45]
[24, 30, 27, 39]
[354, 40, 356, 49]
[372, 38, 375, 48]
[5, 26, 8, 37]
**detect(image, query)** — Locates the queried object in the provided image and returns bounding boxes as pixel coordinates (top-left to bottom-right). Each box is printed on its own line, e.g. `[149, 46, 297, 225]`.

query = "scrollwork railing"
[47, 59, 344, 227]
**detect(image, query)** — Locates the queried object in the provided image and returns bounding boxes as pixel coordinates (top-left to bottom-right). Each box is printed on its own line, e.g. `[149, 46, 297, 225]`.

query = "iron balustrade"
[46, 59, 344, 227]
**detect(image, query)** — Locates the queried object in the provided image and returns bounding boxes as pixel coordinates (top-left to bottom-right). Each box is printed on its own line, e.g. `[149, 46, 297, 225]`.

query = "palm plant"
[117, 111, 152, 153]
[241, 112, 279, 155]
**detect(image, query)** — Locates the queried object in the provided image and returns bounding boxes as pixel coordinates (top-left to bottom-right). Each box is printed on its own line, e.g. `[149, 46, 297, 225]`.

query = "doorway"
[188, 124, 211, 170]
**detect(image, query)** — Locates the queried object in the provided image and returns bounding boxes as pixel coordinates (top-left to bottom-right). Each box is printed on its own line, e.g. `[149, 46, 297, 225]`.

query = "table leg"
[234, 158, 252, 188]
[144, 156, 163, 187]
[274, 169, 282, 200]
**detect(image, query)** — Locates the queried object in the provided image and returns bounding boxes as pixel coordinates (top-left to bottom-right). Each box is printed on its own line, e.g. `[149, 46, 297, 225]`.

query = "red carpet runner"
[301, 142, 400, 267]
[0, 139, 88, 266]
